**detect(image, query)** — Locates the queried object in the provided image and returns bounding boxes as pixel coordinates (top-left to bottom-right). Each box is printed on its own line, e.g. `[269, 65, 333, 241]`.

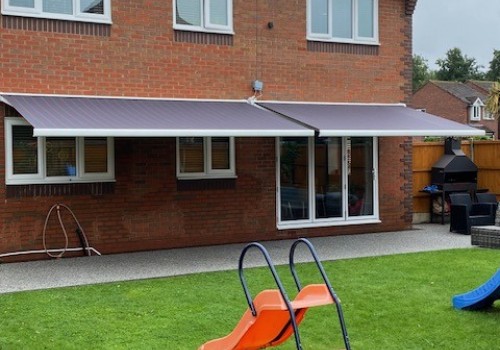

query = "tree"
[412, 54, 431, 91]
[485, 81, 500, 120]
[435, 48, 483, 82]
[486, 49, 500, 81]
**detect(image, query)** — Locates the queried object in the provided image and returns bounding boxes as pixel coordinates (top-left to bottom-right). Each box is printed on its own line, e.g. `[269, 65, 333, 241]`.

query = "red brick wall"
[411, 83, 469, 124]
[0, 0, 414, 260]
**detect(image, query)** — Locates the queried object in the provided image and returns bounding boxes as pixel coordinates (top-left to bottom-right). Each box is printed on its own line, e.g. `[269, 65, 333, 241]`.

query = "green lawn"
[0, 248, 499, 349]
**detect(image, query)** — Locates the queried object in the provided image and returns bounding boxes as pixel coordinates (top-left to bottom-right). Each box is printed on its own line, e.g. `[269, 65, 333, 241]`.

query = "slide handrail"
[238, 242, 303, 349]
[289, 238, 351, 350]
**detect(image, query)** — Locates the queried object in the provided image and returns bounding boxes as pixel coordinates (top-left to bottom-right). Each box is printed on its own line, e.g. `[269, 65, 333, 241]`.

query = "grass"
[0, 248, 499, 349]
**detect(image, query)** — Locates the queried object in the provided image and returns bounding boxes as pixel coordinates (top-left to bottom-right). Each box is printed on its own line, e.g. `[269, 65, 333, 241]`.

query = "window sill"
[173, 26, 234, 36]
[177, 174, 237, 181]
[277, 218, 381, 230]
[6, 178, 116, 185]
[1, 11, 112, 24]
[307, 37, 380, 46]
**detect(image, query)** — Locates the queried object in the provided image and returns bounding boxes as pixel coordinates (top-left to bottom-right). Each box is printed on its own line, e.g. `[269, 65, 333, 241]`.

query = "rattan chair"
[449, 193, 495, 234]
[476, 192, 499, 216]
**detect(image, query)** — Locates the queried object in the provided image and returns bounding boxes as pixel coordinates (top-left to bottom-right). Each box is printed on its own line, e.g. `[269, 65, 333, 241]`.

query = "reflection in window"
[81, 0, 104, 14]
[315, 137, 343, 219]
[280, 138, 309, 221]
[348, 137, 374, 216]
[176, 0, 202, 26]
[12, 125, 38, 174]
[46, 137, 76, 177]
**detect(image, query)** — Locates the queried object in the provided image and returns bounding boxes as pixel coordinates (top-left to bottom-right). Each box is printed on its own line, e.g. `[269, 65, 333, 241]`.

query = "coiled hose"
[42, 203, 91, 258]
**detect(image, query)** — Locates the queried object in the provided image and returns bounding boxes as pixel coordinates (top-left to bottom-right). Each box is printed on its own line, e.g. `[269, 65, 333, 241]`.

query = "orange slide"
[199, 284, 333, 350]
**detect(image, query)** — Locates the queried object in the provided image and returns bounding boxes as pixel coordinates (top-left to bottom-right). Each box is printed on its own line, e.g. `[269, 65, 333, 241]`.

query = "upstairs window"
[5, 118, 114, 184]
[470, 99, 484, 121]
[2, 0, 111, 23]
[177, 137, 235, 179]
[308, 0, 378, 44]
[174, 0, 233, 34]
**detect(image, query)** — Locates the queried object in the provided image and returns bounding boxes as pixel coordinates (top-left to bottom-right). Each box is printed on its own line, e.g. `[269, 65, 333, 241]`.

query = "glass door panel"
[348, 137, 374, 217]
[280, 137, 309, 221]
[315, 137, 343, 219]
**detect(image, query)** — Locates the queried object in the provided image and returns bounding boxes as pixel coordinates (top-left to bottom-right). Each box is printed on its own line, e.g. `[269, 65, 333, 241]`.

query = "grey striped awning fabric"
[0, 94, 484, 138]
[0, 94, 314, 137]
[258, 102, 484, 137]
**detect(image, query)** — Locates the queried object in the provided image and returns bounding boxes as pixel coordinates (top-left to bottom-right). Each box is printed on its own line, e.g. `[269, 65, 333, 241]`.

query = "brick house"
[411, 80, 499, 139]
[0, 0, 479, 261]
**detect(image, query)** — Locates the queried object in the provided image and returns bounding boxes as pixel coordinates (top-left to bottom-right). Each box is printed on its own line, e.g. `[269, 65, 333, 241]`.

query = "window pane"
[211, 137, 230, 170]
[315, 137, 343, 219]
[12, 125, 38, 175]
[332, 0, 352, 39]
[179, 137, 204, 173]
[46, 137, 76, 177]
[280, 138, 309, 221]
[209, 0, 228, 26]
[84, 138, 108, 173]
[10, 0, 34, 8]
[176, 0, 201, 26]
[311, 0, 329, 34]
[358, 0, 374, 38]
[80, 0, 104, 14]
[348, 137, 374, 216]
[43, 0, 73, 14]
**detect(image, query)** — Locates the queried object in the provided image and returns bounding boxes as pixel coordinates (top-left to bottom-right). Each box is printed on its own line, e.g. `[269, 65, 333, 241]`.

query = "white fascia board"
[318, 129, 486, 137]
[33, 128, 314, 138]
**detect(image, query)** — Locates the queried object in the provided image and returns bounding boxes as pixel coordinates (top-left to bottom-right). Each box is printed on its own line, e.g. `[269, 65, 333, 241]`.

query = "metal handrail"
[289, 238, 351, 350]
[238, 242, 303, 349]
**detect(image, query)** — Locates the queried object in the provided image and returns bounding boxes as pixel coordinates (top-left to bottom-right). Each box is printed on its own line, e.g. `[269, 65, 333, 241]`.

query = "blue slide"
[452, 269, 500, 310]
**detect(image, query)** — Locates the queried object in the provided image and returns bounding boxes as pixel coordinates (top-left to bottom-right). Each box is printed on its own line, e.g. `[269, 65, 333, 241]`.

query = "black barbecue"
[429, 138, 478, 224]
[431, 138, 478, 193]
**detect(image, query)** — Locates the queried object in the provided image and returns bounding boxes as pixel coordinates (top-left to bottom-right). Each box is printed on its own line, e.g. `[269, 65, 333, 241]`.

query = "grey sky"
[413, 0, 500, 72]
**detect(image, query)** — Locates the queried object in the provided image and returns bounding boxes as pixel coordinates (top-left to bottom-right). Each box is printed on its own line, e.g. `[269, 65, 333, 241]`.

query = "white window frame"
[469, 99, 483, 121]
[173, 0, 233, 34]
[276, 136, 380, 230]
[2, 0, 112, 24]
[5, 118, 115, 185]
[483, 110, 495, 120]
[176, 136, 236, 179]
[307, 0, 379, 45]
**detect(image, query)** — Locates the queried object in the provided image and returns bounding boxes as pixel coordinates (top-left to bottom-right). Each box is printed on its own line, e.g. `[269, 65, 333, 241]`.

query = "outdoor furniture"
[471, 225, 500, 248]
[449, 193, 495, 234]
[476, 192, 498, 216]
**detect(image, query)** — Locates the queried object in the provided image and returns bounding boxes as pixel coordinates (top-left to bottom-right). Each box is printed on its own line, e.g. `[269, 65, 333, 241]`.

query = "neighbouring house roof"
[467, 80, 495, 94]
[0, 93, 484, 138]
[431, 81, 488, 105]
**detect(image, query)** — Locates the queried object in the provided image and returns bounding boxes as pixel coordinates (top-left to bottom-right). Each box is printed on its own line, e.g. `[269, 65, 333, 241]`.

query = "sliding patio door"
[278, 136, 378, 228]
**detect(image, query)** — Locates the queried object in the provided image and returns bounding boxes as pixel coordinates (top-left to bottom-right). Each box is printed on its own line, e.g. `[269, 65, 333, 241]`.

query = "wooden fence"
[412, 140, 500, 219]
